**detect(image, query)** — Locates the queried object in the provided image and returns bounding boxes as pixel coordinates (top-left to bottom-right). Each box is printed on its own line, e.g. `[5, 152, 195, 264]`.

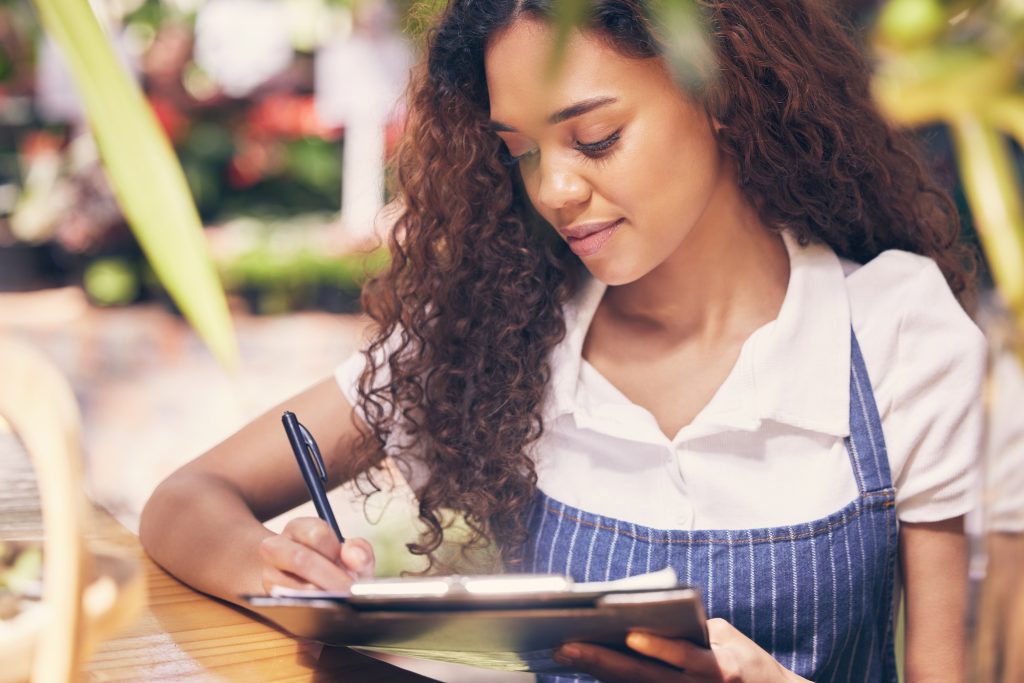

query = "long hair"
[351, 0, 975, 571]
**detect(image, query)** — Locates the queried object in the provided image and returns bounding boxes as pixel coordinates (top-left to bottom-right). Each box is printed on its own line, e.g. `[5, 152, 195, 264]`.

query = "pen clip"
[297, 423, 328, 482]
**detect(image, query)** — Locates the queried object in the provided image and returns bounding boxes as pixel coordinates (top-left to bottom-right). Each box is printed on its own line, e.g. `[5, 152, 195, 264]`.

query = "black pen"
[281, 411, 345, 543]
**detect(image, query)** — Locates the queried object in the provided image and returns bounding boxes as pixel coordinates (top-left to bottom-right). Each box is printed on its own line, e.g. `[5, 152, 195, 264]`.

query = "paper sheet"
[270, 566, 679, 599]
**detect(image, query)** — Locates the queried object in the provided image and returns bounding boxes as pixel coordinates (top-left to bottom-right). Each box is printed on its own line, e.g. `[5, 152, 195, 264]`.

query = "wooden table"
[0, 431, 436, 682]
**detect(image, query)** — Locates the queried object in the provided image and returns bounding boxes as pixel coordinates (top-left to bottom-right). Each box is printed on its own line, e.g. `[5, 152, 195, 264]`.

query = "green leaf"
[546, 0, 715, 90]
[951, 116, 1024, 327]
[987, 96, 1024, 152]
[31, 0, 238, 367]
[548, 0, 590, 80]
[877, 0, 947, 49]
[649, 0, 716, 92]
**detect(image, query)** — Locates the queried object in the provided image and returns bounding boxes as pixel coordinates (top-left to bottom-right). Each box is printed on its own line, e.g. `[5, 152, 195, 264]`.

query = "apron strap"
[845, 328, 894, 494]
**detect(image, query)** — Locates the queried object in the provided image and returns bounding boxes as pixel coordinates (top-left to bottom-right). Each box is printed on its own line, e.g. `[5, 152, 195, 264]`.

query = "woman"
[140, 0, 984, 680]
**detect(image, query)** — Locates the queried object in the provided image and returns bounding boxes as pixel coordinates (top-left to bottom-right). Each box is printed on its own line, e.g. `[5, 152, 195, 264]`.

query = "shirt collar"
[545, 230, 852, 438]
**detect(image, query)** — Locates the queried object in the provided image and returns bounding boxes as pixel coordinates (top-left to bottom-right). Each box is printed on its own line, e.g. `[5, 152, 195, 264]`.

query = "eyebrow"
[489, 96, 618, 132]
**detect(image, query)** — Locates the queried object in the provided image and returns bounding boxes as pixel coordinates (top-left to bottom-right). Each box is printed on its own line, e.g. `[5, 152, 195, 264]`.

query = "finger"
[340, 537, 376, 578]
[626, 632, 720, 675]
[262, 566, 316, 594]
[554, 642, 683, 683]
[282, 518, 343, 562]
[706, 617, 738, 644]
[259, 534, 354, 591]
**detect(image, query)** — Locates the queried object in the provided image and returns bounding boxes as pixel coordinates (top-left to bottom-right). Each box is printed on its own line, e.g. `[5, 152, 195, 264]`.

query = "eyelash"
[499, 130, 622, 167]
[578, 131, 621, 156]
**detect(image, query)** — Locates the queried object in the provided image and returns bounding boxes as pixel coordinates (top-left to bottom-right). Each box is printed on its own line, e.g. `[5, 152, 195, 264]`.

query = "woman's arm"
[900, 515, 969, 683]
[139, 376, 383, 605]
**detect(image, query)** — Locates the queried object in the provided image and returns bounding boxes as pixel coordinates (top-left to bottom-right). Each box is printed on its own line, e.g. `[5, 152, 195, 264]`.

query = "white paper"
[268, 566, 679, 599]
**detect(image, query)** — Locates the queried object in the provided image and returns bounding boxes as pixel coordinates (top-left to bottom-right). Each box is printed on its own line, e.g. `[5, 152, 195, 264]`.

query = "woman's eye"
[497, 129, 621, 167]
[499, 146, 539, 167]
[574, 130, 621, 157]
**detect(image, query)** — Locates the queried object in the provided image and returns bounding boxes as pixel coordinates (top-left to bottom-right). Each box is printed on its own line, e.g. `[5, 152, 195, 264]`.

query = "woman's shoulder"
[841, 247, 981, 344]
[844, 248, 985, 434]
[841, 247, 946, 292]
[838, 248, 986, 522]
[840, 247, 985, 440]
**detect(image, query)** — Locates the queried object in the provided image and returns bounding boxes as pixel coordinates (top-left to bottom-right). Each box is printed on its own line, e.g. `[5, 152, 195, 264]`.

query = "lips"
[562, 218, 624, 257]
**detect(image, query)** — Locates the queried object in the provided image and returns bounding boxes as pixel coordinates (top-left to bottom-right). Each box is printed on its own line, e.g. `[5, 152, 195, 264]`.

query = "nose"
[535, 158, 590, 211]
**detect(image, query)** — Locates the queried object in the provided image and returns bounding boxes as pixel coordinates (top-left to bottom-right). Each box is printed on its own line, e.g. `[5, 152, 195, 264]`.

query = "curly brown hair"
[351, 0, 975, 572]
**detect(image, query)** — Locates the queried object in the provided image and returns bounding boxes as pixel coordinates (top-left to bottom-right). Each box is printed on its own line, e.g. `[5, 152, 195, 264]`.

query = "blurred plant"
[225, 94, 342, 198]
[399, 0, 446, 37]
[213, 216, 389, 314]
[871, 0, 1024, 362]
[547, 0, 716, 86]
[29, 0, 237, 366]
[83, 256, 140, 306]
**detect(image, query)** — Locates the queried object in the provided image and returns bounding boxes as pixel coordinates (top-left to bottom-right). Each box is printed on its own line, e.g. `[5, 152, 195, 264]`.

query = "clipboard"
[241, 569, 708, 673]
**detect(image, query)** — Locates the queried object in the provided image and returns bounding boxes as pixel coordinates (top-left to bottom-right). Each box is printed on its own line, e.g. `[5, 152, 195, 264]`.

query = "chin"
[583, 259, 646, 287]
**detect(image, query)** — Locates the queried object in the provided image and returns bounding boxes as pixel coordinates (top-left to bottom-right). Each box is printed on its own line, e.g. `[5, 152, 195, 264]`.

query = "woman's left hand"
[552, 617, 808, 682]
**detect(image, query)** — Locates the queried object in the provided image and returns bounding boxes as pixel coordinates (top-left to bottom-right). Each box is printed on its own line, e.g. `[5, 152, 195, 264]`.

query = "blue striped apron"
[521, 331, 899, 682]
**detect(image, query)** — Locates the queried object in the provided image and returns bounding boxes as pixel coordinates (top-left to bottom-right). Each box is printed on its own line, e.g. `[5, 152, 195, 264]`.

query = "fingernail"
[627, 632, 649, 649]
[348, 546, 368, 566]
[558, 644, 582, 661]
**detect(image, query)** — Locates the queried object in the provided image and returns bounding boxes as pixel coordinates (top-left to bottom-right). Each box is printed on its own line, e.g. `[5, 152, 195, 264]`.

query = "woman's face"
[485, 19, 729, 285]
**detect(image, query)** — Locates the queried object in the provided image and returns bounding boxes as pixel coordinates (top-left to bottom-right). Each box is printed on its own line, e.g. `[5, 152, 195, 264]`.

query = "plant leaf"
[951, 116, 1024, 335]
[548, 0, 590, 81]
[31, 0, 238, 367]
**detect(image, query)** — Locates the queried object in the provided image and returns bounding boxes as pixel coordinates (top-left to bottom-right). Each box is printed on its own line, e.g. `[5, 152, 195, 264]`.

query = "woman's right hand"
[258, 517, 376, 593]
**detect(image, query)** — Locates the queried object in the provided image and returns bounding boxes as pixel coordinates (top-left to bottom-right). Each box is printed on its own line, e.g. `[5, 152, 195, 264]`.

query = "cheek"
[604, 116, 719, 215]
[650, 117, 719, 185]
[641, 125, 721, 217]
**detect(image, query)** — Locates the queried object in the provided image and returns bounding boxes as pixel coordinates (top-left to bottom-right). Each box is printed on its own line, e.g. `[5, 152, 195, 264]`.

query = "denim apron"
[521, 331, 899, 682]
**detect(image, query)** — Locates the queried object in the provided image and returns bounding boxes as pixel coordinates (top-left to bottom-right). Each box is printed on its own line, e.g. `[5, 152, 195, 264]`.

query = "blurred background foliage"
[0, 0, 396, 348]
[27, 0, 238, 364]
[869, 0, 1024, 361]
[0, 0, 1021, 352]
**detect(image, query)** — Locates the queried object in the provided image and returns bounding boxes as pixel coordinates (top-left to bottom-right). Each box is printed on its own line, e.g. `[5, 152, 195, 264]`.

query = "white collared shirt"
[336, 232, 986, 530]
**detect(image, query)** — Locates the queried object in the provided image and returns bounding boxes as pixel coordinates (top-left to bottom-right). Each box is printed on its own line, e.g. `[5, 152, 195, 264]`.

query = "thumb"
[340, 537, 376, 579]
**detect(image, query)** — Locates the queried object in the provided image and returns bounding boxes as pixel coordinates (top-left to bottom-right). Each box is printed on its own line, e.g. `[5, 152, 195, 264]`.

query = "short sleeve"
[891, 259, 986, 523]
[334, 349, 367, 410]
[332, 334, 431, 492]
[333, 327, 401, 420]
